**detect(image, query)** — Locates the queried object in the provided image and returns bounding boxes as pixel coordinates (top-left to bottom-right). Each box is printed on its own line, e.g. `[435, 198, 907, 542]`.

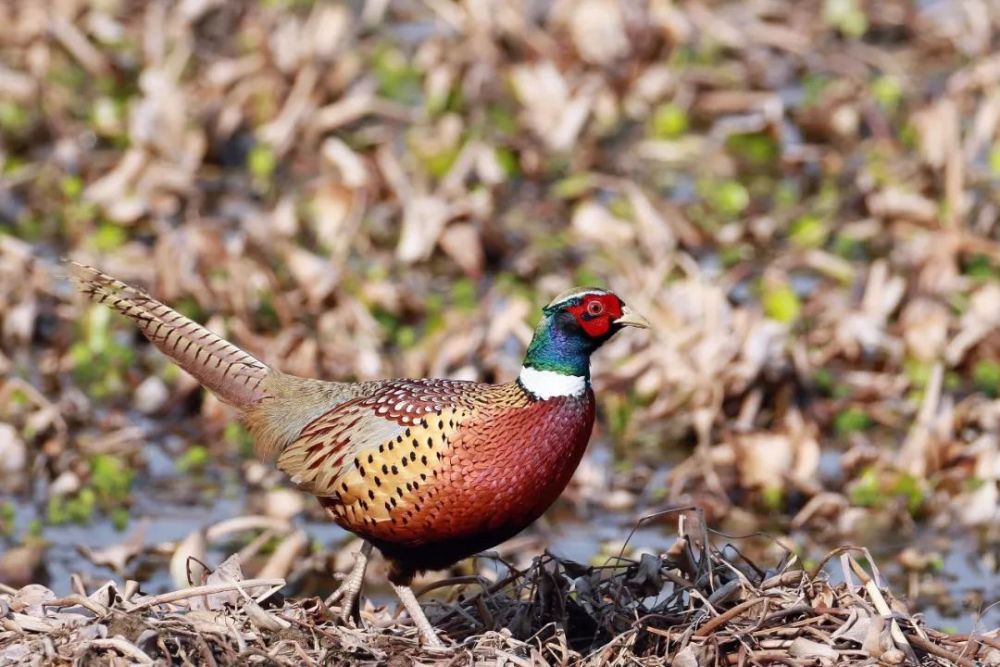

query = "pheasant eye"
[586, 300, 604, 316]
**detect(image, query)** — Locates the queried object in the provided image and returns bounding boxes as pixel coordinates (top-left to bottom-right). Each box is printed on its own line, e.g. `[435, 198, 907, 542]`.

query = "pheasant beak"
[614, 306, 650, 329]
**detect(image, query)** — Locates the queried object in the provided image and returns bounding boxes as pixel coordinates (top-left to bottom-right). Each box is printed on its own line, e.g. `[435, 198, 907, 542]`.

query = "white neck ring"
[518, 365, 587, 399]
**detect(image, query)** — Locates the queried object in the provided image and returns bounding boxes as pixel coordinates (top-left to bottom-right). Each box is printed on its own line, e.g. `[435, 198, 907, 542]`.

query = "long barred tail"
[69, 262, 272, 410]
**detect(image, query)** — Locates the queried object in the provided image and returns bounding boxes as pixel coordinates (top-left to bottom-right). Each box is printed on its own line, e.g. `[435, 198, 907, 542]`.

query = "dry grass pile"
[2, 515, 997, 665]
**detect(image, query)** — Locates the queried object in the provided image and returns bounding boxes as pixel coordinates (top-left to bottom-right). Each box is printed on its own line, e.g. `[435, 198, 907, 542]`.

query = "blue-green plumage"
[523, 310, 595, 378]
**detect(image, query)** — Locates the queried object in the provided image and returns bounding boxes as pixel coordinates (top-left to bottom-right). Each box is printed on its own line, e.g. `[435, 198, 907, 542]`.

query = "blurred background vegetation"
[0, 0, 997, 635]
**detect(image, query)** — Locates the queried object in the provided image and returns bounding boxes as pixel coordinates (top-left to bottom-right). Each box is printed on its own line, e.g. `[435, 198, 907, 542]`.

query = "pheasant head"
[518, 287, 648, 399]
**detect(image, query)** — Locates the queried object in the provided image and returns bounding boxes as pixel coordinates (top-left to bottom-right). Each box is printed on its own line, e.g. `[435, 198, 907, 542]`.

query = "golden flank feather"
[278, 402, 462, 516]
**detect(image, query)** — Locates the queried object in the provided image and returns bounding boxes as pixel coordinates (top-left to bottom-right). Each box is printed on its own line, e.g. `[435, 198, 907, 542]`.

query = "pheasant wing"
[277, 379, 477, 528]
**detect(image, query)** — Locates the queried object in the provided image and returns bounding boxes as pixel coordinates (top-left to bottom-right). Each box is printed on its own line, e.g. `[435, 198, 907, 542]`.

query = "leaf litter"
[2, 513, 997, 665]
[0, 0, 999, 663]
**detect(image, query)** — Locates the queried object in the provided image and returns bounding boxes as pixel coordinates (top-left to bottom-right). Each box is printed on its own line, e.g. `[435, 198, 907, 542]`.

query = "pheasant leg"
[391, 582, 445, 647]
[327, 541, 372, 623]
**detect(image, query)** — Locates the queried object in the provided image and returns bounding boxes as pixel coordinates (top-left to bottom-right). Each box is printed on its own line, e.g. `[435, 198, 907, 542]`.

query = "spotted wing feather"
[277, 380, 476, 528]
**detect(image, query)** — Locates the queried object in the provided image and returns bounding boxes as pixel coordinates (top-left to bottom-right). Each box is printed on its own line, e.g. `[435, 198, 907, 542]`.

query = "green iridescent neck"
[522, 313, 592, 379]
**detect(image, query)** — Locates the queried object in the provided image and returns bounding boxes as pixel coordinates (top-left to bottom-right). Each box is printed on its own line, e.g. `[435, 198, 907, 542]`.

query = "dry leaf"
[78, 520, 148, 574]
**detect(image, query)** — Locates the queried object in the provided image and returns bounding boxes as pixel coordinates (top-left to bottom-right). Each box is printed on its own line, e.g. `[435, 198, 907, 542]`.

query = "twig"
[948, 633, 1000, 652]
[83, 638, 154, 664]
[414, 575, 489, 598]
[906, 632, 977, 667]
[45, 594, 111, 616]
[845, 555, 911, 651]
[128, 578, 286, 613]
[694, 598, 769, 638]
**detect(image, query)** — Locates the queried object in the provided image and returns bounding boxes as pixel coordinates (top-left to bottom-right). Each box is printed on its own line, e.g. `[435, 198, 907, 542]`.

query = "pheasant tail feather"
[69, 262, 271, 409]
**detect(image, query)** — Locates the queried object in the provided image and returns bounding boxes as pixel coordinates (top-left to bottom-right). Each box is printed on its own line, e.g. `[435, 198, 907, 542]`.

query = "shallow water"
[4, 438, 997, 634]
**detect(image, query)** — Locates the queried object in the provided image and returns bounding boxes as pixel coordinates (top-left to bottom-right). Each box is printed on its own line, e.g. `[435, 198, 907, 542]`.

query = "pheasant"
[69, 262, 648, 646]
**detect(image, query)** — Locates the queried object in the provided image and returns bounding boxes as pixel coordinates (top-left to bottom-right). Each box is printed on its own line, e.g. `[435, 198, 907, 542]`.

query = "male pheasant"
[70, 262, 648, 646]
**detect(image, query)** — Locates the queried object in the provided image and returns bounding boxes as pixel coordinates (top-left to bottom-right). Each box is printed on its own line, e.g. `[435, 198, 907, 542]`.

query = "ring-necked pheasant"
[70, 262, 648, 646]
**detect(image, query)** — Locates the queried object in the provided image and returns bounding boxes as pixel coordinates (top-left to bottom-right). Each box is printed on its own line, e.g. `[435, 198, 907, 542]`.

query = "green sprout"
[834, 407, 871, 436]
[762, 284, 801, 323]
[650, 103, 689, 140]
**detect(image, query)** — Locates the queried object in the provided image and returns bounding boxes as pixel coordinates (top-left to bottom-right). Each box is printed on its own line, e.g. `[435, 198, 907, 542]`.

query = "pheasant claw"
[392, 583, 445, 648]
[326, 541, 372, 624]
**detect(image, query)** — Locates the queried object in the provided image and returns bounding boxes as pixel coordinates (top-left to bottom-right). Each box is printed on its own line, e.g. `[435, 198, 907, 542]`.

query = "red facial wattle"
[567, 294, 624, 338]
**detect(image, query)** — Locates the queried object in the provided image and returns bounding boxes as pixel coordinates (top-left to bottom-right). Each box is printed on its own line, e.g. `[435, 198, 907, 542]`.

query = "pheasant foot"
[391, 582, 445, 648]
[326, 541, 372, 623]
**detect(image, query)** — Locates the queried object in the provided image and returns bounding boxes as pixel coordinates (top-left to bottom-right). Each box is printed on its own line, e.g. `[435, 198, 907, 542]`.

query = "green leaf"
[247, 143, 276, 181]
[395, 325, 416, 349]
[650, 103, 688, 139]
[762, 284, 800, 323]
[835, 407, 871, 435]
[91, 223, 127, 252]
[0, 101, 30, 133]
[111, 507, 130, 531]
[572, 267, 604, 289]
[0, 501, 13, 537]
[60, 175, 84, 199]
[493, 147, 519, 177]
[726, 132, 778, 165]
[801, 74, 832, 108]
[451, 278, 477, 311]
[963, 255, 997, 280]
[972, 360, 1000, 397]
[989, 144, 1000, 176]
[761, 486, 784, 511]
[90, 454, 134, 501]
[719, 244, 750, 267]
[927, 553, 945, 573]
[904, 359, 931, 389]
[67, 487, 97, 523]
[421, 144, 461, 179]
[890, 473, 925, 515]
[703, 180, 750, 217]
[824, 0, 868, 37]
[373, 46, 421, 105]
[485, 105, 518, 137]
[870, 75, 903, 111]
[848, 468, 881, 507]
[812, 368, 835, 395]
[177, 445, 210, 473]
[47, 496, 69, 525]
[552, 173, 595, 200]
[789, 214, 829, 248]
